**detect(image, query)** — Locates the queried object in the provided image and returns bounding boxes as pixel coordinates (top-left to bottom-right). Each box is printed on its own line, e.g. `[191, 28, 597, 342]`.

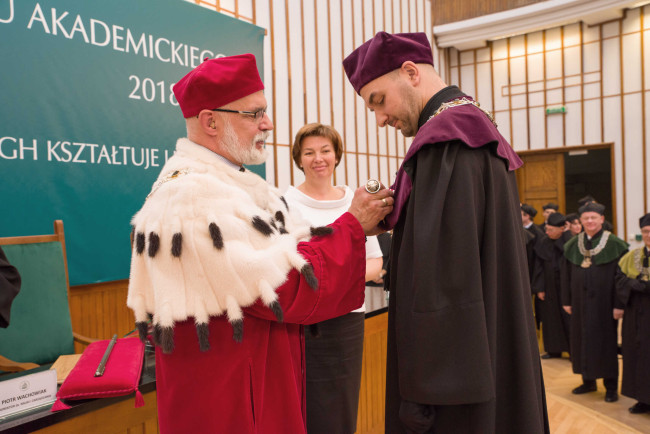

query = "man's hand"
[563, 305, 572, 315]
[537, 292, 546, 301]
[347, 185, 394, 235]
[613, 308, 624, 320]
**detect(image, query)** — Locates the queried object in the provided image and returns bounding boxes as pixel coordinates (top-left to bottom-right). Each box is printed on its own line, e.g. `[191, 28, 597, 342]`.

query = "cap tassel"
[134, 389, 145, 408]
[51, 399, 71, 411]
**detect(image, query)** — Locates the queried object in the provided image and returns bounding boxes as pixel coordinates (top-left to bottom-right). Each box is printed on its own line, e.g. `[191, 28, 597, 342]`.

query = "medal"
[642, 274, 649, 281]
[577, 231, 610, 269]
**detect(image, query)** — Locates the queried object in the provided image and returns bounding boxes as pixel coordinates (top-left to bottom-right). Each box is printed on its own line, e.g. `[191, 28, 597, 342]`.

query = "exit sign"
[546, 106, 567, 115]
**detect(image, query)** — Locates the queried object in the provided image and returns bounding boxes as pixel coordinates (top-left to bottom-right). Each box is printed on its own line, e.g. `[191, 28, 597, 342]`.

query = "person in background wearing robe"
[577, 195, 613, 232]
[565, 213, 582, 237]
[523, 203, 546, 329]
[540, 202, 559, 233]
[561, 202, 628, 403]
[343, 31, 549, 434]
[615, 213, 650, 414]
[0, 246, 21, 328]
[126, 54, 394, 433]
[532, 213, 571, 359]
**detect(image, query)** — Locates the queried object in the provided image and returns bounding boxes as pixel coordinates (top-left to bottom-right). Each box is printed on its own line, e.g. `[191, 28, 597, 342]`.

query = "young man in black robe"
[522, 203, 546, 329]
[561, 202, 628, 402]
[532, 213, 571, 358]
[343, 31, 549, 434]
[615, 213, 650, 414]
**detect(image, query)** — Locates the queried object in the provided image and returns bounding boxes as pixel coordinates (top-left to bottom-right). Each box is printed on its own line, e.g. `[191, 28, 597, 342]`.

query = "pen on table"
[95, 334, 118, 377]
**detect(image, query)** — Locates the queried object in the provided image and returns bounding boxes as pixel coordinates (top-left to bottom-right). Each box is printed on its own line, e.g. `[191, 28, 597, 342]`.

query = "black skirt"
[305, 311, 365, 434]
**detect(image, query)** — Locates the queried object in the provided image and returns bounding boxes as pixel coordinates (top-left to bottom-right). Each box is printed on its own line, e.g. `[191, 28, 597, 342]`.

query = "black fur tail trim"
[231, 319, 244, 343]
[136, 321, 149, 343]
[274, 211, 286, 226]
[148, 232, 160, 257]
[309, 324, 321, 337]
[301, 264, 318, 290]
[196, 323, 210, 352]
[280, 196, 289, 211]
[310, 226, 334, 237]
[160, 326, 175, 354]
[269, 301, 284, 323]
[252, 216, 273, 236]
[136, 232, 145, 254]
[171, 232, 182, 257]
[209, 222, 224, 250]
[130, 226, 135, 248]
[152, 324, 162, 347]
[279, 227, 288, 234]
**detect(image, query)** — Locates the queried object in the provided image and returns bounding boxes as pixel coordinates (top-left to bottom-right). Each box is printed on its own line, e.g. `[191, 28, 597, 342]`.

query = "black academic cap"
[547, 212, 566, 227]
[640, 213, 650, 229]
[521, 203, 537, 218]
[578, 202, 605, 215]
[577, 195, 596, 208]
[542, 202, 559, 211]
[565, 213, 579, 223]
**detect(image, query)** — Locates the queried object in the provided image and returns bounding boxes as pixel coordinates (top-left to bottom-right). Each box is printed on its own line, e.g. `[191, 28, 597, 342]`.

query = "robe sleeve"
[0, 247, 21, 328]
[244, 211, 366, 324]
[615, 265, 649, 307]
[531, 254, 545, 295]
[560, 257, 572, 307]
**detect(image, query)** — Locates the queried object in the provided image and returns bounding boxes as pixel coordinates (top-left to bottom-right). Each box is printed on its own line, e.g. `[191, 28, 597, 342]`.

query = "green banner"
[0, 0, 265, 285]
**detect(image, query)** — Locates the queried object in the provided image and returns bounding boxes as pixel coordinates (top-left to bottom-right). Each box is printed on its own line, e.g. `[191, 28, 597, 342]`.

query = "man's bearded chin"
[222, 120, 269, 165]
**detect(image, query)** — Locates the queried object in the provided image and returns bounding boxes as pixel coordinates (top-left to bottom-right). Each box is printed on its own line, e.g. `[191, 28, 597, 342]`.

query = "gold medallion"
[581, 256, 592, 268]
[642, 274, 649, 282]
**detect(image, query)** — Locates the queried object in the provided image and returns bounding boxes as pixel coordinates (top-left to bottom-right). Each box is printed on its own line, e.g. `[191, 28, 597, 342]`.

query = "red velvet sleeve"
[244, 212, 366, 324]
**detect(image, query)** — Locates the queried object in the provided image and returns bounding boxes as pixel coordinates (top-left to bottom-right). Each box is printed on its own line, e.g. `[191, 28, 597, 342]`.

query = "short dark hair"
[292, 123, 343, 172]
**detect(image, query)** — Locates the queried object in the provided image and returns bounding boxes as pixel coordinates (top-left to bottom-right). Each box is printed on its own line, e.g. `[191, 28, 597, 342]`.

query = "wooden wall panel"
[433, 0, 546, 26]
[69, 280, 134, 353]
[33, 390, 158, 434]
[356, 312, 388, 434]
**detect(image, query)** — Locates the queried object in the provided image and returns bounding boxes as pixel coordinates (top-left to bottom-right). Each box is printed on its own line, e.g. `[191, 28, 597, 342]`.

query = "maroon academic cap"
[343, 32, 434, 95]
[173, 54, 264, 118]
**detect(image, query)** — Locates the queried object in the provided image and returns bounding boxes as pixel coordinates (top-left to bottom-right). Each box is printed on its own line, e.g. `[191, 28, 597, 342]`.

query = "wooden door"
[516, 153, 566, 225]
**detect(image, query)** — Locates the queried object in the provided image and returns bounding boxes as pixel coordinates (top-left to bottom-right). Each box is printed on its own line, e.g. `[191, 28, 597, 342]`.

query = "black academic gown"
[561, 231, 627, 380]
[385, 87, 548, 434]
[532, 232, 571, 354]
[526, 224, 545, 282]
[615, 249, 650, 404]
[0, 246, 21, 328]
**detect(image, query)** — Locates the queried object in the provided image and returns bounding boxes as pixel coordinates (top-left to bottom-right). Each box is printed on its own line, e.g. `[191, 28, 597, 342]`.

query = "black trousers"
[583, 375, 618, 392]
[305, 312, 365, 434]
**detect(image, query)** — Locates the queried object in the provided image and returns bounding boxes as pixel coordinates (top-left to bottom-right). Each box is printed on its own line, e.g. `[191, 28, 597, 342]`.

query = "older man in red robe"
[127, 54, 394, 433]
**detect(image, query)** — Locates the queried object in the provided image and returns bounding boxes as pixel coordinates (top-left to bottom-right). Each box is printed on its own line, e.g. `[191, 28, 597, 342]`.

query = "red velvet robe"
[154, 212, 366, 433]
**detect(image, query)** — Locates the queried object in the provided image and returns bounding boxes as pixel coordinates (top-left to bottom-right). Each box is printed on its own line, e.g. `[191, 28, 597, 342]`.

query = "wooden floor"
[543, 356, 650, 433]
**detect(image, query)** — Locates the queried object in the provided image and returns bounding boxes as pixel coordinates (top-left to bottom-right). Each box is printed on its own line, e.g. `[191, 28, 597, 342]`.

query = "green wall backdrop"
[0, 0, 265, 285]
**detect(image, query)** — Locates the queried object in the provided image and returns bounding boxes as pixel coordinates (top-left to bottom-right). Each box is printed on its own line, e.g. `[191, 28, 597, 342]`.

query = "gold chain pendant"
[641, 274, 649, 281]
[581, 256, 592, 268]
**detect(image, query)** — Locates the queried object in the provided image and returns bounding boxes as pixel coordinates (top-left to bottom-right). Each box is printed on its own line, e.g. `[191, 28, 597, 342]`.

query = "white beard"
[222, 119, 269, 165]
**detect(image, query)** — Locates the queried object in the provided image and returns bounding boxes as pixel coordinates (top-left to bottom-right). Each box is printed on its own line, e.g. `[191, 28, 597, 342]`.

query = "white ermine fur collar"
[127, 138, 331, 353]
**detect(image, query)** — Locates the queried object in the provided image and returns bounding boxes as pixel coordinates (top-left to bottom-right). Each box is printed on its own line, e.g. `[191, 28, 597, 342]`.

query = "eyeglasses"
[211, 107, 267, 121]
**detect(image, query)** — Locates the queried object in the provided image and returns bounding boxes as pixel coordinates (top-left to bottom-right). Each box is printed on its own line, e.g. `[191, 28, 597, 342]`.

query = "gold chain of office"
[577, 230, 611, 268]
[146, 169, 193, 200]
[428, 97, 498, 127]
